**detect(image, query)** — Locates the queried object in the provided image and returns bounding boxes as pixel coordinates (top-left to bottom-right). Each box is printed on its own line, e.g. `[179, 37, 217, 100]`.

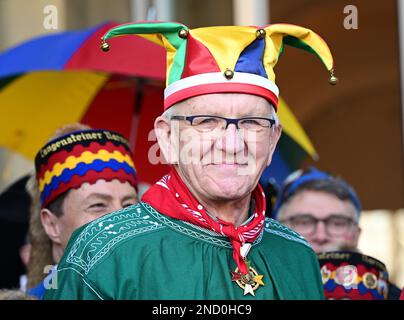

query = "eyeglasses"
[170, 115, 276, 132]
[279, 214, 358, 237]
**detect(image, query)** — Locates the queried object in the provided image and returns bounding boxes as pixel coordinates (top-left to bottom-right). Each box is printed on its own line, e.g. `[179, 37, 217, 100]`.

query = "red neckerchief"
[142, 168, 266, 274]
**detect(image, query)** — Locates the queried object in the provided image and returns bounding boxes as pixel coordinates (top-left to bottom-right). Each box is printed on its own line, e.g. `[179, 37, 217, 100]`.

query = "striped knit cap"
[35, 129, 137, 208]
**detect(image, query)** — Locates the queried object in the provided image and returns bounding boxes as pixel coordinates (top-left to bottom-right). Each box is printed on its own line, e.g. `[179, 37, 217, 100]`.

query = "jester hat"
[318, 251, 390, 300]
[35, 129, 138, 208]
[101, 21, 337, 111]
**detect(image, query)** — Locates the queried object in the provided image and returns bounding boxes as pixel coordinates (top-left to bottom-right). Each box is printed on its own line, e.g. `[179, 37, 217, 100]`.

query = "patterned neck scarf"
[142, 168, 266, 274]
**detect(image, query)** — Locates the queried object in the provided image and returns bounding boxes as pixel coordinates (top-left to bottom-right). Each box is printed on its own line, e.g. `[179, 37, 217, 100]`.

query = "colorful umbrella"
[0, 22, 316, 185]
[0, 22, 169, 183]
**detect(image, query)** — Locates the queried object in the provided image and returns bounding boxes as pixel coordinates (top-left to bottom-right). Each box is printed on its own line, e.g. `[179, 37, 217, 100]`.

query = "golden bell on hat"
[101, 41, 110, 52]
[329, 70, 339, 85]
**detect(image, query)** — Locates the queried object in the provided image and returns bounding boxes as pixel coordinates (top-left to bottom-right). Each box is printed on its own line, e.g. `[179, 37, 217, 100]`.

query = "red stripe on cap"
[38, 141, 133, 180]
[181, 33, 220, 78]
[164, 83, 279, 110]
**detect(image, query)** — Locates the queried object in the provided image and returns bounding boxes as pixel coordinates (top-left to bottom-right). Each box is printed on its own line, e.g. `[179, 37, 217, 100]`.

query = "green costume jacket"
[44, 202, 324, 300]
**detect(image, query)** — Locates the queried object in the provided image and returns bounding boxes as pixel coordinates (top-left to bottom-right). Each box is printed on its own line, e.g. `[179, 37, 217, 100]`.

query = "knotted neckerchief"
[142, 168, 266, 274]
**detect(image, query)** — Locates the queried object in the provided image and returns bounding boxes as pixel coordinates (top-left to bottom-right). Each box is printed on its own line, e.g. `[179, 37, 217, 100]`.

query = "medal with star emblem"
[231, 261, 264, 296]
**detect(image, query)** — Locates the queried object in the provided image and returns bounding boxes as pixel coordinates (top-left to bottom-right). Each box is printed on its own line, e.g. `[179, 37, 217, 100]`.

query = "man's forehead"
[67, 180, 136, 198]
[285, 190, 357, 217]
[177, 93, 273, 116]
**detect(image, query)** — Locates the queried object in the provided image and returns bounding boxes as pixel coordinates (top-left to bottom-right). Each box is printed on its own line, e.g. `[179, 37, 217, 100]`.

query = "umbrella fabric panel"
[0, 71, 108, 159]
[260, 149, 292, 186]
[81, 75, 137, 140]
[259, 133, 312, 190]
[65, 23, 166, 80]
[0, 75, 20, 91]
[133, 83, 169, 184]
[0, 22, 166, 81]
[278, 97, 317, 158]
[277, 134, 311, 170]
[0, 24, 101, 77]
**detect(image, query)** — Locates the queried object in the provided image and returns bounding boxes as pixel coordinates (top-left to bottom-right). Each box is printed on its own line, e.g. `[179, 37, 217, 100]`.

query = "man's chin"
[203, 163, 259, 179]
[196, 165, 258, 199]
[205, 163, 247, 172]
[313, 243, 353, 253]
[204, 180, 252, 201]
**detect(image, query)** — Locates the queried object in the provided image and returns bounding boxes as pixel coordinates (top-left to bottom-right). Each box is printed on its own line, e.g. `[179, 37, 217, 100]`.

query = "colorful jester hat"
[101, 21, 337, 111]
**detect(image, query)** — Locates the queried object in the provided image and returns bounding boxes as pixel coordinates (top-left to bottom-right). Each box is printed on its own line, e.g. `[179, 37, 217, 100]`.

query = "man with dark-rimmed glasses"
[272, 167, 402, 299]
[273, 167, 361, 253]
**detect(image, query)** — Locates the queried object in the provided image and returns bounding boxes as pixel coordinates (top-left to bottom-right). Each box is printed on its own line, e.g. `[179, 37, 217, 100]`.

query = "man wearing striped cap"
[29, 123, 138, 298]
[46, 21, 338, 300]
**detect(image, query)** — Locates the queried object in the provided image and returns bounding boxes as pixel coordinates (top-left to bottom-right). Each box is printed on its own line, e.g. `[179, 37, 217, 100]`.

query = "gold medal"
[231, 261, 264, 296]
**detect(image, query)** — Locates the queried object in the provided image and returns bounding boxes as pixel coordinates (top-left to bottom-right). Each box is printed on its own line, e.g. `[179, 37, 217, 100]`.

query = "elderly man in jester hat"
[28, 123, 138, 299]
[45, 21, 338, 300]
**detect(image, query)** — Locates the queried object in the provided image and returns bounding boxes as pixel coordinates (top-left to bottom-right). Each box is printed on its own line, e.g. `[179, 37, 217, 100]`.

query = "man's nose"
[312, 221, 329, 241]
[109, 202, 124, 214]
[215, 123, 245, 154]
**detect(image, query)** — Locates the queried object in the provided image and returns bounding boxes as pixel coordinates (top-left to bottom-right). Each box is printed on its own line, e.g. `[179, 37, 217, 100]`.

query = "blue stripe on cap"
[41, 159, 136, 205]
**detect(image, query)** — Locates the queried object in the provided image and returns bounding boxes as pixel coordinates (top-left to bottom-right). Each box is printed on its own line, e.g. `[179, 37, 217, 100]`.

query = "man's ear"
[40, 208, 62, 245]
[267, 124, 282, 166]
[154, 115, 179, 164]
